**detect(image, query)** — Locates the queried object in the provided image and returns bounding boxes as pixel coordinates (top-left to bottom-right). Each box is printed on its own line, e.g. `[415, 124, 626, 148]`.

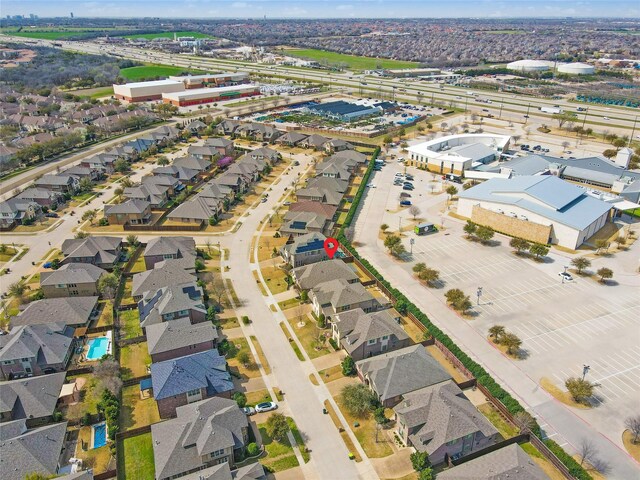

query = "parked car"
[405, 175, 414, 181]
[366, 183, 376, 188]
[255, 402, 278, 413]
[242, 407, 256, 416]
[45, 212, 59, 218]
[403, 185, 414, 191]
[400, 200, 412, 206]
[394, 173, 404, 177]
[558, 272, 573, 281]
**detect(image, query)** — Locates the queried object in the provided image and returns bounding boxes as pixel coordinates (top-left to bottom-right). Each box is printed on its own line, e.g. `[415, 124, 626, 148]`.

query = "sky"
[2, 0, 639, 19]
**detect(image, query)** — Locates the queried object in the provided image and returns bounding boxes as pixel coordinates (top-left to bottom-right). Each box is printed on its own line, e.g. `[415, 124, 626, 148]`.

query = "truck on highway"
[539, 106, 563, 114]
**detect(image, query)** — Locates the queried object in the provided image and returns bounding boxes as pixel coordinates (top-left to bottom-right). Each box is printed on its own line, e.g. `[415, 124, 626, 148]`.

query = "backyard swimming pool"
[92, 422, 107, 449]
[86, 335, 111, 360]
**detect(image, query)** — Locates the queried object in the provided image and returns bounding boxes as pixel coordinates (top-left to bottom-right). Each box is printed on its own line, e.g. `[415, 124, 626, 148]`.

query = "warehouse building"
[407, 134, 511, 175]
[304, 100, 382, 122]
[457, 175, 612, 249]
[113, 79, 185, 103]
[162, 84, 260, 107]
[168, 72, 250, 89]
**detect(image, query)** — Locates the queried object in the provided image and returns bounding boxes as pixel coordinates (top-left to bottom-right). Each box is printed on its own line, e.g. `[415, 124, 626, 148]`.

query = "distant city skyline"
[2, 0, 639, 19]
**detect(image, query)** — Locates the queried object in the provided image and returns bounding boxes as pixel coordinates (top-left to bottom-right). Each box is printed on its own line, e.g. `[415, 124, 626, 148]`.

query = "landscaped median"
[335, 147, 593, 480]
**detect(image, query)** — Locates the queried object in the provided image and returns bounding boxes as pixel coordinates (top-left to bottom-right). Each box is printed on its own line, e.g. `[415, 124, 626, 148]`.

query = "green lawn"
[119, 65, 206, 81]
[120, 342, 151, 380]
[258, 423, 299, 472]
[285, 48, 419, 71]
[2, 30, 108, 40]
[123, 31, 212, 40]
[120, 309, 142, 339]
[287, 417, 310, 463]
[119, 433, 155, 480]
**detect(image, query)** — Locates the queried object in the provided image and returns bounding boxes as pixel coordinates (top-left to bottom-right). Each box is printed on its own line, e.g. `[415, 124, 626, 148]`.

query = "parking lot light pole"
[410, 238, 415, 254]
[582, 365, 591, 381]
[562, 265, 568, 283]
[476, 287, 483, 306]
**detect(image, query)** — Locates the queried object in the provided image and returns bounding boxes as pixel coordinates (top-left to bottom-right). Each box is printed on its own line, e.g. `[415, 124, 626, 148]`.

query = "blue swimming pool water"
[92, 422, 107, 449]
[86, 337, 109, 360]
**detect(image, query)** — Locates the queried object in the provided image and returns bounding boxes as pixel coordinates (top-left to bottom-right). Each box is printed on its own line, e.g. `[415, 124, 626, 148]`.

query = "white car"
[255, 402, 278, 413]
[242, 407, 256, 416]
[394, 173, 404, 178]
[366, 183, 376, 188]
[558, 272, 573, 281]
[603, 116, 610, 120]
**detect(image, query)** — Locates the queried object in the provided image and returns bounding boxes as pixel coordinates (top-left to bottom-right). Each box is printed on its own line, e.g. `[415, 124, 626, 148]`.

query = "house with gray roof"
[356, 344, 452, 407]
[56, 471, 95, 480]
[394, 380, 498, 464]
[275, 131, 308, 147]
[34, 174, 79, 194]
[123, 183, 170, 209]
[437, 443, 550, 479]
[143, 236, 196, 270]
[0, 372, 66, 424]
[280, 210, 332, 237]
[61, 236, 123, 269]
[40, 263, 106, 298]
[204, 137, 234, 157]
[80, 153, 118, 175]
[0, 324, 75, 380]
[138, 282, 207, 331]
[0, 197, 41, 229]
[141, 174, 180, 197]
[146, 317, 218, 363]
[311, 278, 381, 319]
[292, 258, 359, 291]
[235, 123, 283, 143]
[281, 231, 330, 268]
[215, 119, 241, 136]
[457, 175, 613, 249]
[315, 161, 352, 181]
[168, 195, 222, 225]
[11, 297, 98, 329]
[0, 420, 68, 480]
[63, 165, 100, 181]
[175, 154, 213, 172]
[176, 462, 265, 480]
[150, 349, 234, 418]
[132, 259, 196, 300]
[151, 396, 249, 478]
[15, 187, 63, 208]
[300, 133, 330, 150]
[324, 138, 354, 153]
[332, 308, 411, 361]
[104, 199, 151, 225]
[153, 165, 200, 184]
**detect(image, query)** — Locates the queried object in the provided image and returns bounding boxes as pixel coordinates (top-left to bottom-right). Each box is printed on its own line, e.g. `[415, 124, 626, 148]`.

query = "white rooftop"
[162, 84, 258, 101]
[120, 79, 184, 88]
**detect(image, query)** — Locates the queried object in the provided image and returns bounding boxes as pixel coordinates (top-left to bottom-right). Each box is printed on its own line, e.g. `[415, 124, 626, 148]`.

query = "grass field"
[123, 31, 212, 40]
[1, 28, 116, 40]
[285, 48, 419, 71]
[119, 65, 206, 81]
[119, 433, 155, 480]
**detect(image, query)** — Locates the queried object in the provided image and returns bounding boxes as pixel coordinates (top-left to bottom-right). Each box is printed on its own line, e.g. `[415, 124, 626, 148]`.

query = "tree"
[475, 225, 494, 243]
[571, 257, 591, 274]
[382, 135, 393, 149]
[126, 234, 139, 247]
[98, 273, 119, 299]
[596, 267, 613, 283]
[119, 177, 133, 188]
[413, 262, 426, 274]
[602, 148, 617, 159]
[209, 277, 227, 307]
[418, 469, 434, 480]
[446, 185, 458, 200]
[613, 138, 626, 150]
[561, 140, 570, 151]
[552, 112, 577, 129]
[395, 299, 408, 315]
[340, 383, 379, 418]
[565, 377, 595, 403]
[384, 235, 405, 256]
[595, 239, 608, 254]
[341, 356, 356, 376]
[410, 451, 431, 471]
[156, 155, 169, 166]
[445, 289, 465, 305]
[501, 332, 522, 355]
[246, 442, 260, 457]
[488, 325, 505, 343]
[513, 411, 536, 433]
[82, 209, 97, 225]
[78, 177, 93, 193]
[616, 235, 626, 249]
[8, 282, 26, 300]
[463, 221, 477, 238]
[418, 267, 440, 287]
[114, 158, 129, 173]
[380, 223, 389, 233]
[625, 415, 640, 444]
[94, 358, 122, 395]
[510, 237, 531, 255]
[194, 259, 205, 272]
[453, 295, 473, 314]
[512, 134, 521, 145]
[578, 438, 596, 466]
[237, 350, 250, 366]
[233, 391, 247, 408]
[265, 413, 290, 442]
[529, 243, 549, 259]
[408, 205, 421, 220]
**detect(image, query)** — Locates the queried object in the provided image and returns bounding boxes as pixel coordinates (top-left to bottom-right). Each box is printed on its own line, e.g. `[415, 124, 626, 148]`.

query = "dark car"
[403, 185, 414, 191]
[45, 212, 59, 218]
[400, 200, 412, 206]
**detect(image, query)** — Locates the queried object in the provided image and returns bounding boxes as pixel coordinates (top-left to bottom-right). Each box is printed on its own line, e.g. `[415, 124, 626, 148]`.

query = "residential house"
[167, 196, 221, 225]
[153, 165, 200, 185]
[236, 123, 283, 143]
[216, 172, 248, 194]
[310, 278, 381, 319]
[63, 166, 100, 181]
[281, 231, 329, 268]
[331, 308, 411, 361]
[204, 137, 234, 156]
[34, 174, 79, 194]
[143, 236, 196, 270]
[146, 317, 218, 363]
[80, 153, 118, 175]
[183, 119, 207, 133]
[292, 258, 359, 291]
[288, 200, 338, 221]
[150, 349, 234, 418]
[0, 372, 66, 424]
[151, 396, 249, 479]
[393, 381, 498, 465]
[15, 188, 63, 208]
[174, 463, 266, 480]
[199, 182, 234, 204]
[0, 198, 41, 229]
[10, 297, 98, 328]
[226, 159, 261, 183]
[437, 443, 550, 480]
[300, 133, 329, 150]
[138, 282, 207, 331]
[40, 263, 106, 298]
[187, 145, 220, 162]
[275, 131, 308, 147]
[61, 236, 123, 269]
[141, 174, 181, 197]
[315, 161, 352, 181]
[295, 177, 347, 206]
[280, 210, 332, 237]
[356, 344, 452, 407]
[215, 119, 241, 136]
[330, 149, 368, 165]
[132, 259, 196, 300]
[104, 199, 151, 225]
[0, 144, 17, 165]
[0, 420, 68, 480]
[123, 183, 169, 209]
[248, 146, 280, 164]
[324, 138, 354, 153]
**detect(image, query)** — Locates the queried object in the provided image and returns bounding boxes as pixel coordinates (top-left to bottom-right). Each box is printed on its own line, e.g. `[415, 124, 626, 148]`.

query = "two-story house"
[61, 236, 123, 269]
[33, 174, 79, 194]
[0, 198, 41, 229]
[103, 199, 151, 225]
[40, 263, 106, 298]
[143, 236, 196, 270]
[204, 137, 234, 157]
[0, 373, 66, 424]
[138, 282, 207, 331]
[292, 258, 359, 291]
[146, 318, 218, 363]
[310, 278, 381, 320]
[280, 231, 330, 268]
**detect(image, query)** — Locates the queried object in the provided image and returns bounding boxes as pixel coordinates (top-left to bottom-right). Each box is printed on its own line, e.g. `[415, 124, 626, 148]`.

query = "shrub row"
[336, 149, 591, 480]
[342, 147, 380, 227]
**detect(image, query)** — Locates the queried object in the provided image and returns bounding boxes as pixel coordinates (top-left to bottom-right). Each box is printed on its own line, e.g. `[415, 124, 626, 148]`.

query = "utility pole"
[581, 107, 589, 130]
[630, 116, 638, 147]
[524, 103, 531, 124]
[498, 101, 503, 119]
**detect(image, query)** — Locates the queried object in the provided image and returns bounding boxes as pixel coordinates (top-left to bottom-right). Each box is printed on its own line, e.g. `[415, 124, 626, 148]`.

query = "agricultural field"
[285, 48, 419, 71]
[123, 31, 212, 40]
[119, 65, 206, 81]
[0, 27, 117, 40]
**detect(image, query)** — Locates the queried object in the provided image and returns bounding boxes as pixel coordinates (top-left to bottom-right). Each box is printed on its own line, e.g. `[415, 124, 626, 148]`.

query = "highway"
[7, 35, 639, 137]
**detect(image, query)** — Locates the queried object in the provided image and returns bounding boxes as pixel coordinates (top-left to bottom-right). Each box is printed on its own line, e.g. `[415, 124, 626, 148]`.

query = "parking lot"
[361, 155, 640, 441]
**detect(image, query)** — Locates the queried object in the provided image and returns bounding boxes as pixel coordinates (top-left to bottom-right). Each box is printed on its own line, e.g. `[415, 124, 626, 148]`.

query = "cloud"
[336, 4, 354, 10]
[231, 1, 247, 8]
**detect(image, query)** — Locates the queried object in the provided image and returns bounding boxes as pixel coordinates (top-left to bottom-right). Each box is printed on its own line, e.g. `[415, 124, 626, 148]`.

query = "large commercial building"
[168, 72, 250, 89]
[162, 84, 260, 107]
[407, 134, 511, 175]
[384, 68, 461, 82]
[506, 59, 552, 73]
[304, 100, 382, 122]
[113, 79, 185, 103]
[457, 175, 612, 249]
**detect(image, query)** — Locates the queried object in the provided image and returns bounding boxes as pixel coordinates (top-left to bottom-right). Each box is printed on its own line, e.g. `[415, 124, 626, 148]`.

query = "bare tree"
[93, 359, 122, 395]
[209, 276, 227, 307]
[625, 415, 640, 444]
[561, 141, 570, 151]
[408, 205, 421, 220]
[578, 438, 596, 467]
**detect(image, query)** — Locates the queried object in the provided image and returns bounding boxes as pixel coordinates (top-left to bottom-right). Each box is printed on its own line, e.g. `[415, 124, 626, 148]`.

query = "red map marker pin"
[323, 237, 339, 259]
